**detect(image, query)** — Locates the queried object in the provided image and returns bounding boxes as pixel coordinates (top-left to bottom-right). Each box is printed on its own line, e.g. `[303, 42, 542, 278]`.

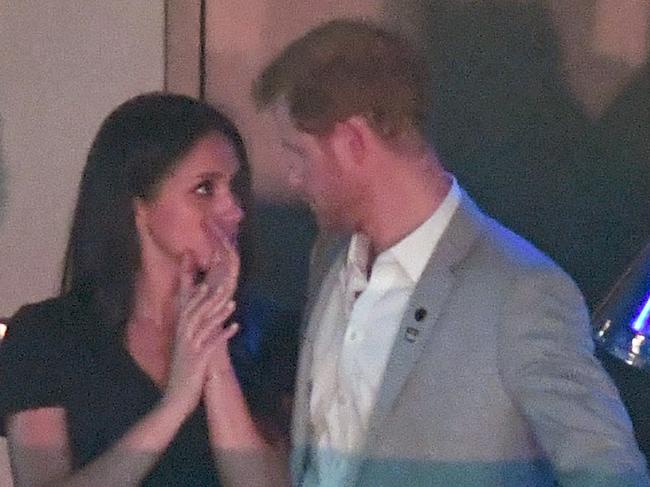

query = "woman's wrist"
[205, 364, 238, 390]
[159, 389, 198, 421]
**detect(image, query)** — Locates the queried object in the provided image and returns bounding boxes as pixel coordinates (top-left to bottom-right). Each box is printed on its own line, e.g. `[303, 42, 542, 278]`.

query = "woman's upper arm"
[6, 407, 72, 487]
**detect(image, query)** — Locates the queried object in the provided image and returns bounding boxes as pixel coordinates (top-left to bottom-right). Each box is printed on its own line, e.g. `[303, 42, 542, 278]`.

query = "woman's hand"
[197, 231, 290, 487]
[201, 219, 241, 296]
[202, 225, 241, 378]
[162, 247, 239, 416]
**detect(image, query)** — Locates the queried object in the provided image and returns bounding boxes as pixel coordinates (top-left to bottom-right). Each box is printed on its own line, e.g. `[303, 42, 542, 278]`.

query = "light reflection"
[592, 240, 650, 370]
[596, 319, 611, 338]
[631, 291, 650, 334]
[625, 334, 647, 366]
[0, 323, 6, 340]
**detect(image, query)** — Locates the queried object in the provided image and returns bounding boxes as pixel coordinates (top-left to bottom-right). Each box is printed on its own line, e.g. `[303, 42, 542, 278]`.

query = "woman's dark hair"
[61, 92, 252, 332]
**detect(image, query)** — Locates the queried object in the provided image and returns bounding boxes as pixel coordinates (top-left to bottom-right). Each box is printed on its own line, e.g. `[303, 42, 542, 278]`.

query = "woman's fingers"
[178, 278, 236, 341]
[177, 283, 211, 330]
[204, 322, 240, 362]
[204, 298, 236, 325]
[165, 249, 240, 408]
[177, 259, 231, 331]
[167, 229, 242, 397]
[221, 321, 240, 342]
[202, 322, 240, 379]
[203, 227, 240, 295]
[193, 300, 236, 345]
[177, 252, 197, 310]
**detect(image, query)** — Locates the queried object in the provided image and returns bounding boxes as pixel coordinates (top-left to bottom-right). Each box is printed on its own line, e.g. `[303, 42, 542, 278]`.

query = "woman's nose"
[229, 202, 245, 225]
[215, 192, 244, 224]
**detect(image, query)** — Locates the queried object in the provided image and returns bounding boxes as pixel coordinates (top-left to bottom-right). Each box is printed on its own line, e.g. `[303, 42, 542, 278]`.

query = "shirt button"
[349, 330, 357, 341]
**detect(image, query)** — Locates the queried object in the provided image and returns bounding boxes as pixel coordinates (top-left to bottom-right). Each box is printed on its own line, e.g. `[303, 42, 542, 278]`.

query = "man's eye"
[195, 181, 213, 196]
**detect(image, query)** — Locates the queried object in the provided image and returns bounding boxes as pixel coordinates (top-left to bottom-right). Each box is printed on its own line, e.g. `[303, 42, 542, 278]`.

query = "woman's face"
[135, 132, 244, 274]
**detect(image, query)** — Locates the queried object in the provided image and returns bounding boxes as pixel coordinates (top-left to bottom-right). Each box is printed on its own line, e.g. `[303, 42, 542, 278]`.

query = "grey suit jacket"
[291, 191, 649, 486]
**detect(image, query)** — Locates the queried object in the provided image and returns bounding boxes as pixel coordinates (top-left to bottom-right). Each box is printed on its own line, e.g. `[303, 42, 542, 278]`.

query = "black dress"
[0, 295, 220, 486]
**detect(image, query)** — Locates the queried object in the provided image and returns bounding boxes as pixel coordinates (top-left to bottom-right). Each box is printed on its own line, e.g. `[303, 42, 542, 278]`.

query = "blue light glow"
[631, 290, 650, 334]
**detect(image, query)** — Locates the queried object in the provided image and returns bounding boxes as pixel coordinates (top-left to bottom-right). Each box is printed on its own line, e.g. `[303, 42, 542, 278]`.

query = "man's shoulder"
[455, 193, 579, 288]
[482, 214, 558, 270]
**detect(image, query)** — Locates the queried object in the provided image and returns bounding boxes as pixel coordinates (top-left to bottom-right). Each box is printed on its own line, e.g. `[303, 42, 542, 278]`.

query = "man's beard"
[311, 200, 355, 234]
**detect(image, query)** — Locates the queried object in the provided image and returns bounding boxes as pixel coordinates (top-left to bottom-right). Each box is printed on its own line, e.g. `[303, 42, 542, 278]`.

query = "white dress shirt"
[305, 177, 461, 486]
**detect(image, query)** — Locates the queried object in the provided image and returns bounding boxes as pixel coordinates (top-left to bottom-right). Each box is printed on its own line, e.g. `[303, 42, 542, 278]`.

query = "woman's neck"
[130, 264, 177, 331]
[125, 264, 179, 388]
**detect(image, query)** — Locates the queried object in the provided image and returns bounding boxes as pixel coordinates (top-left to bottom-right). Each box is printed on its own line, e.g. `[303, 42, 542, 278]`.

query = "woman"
[0, 93, 288, 486]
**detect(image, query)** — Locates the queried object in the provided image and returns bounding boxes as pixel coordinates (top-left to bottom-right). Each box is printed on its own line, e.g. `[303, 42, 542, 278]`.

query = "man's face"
[271, 101, 357, 231]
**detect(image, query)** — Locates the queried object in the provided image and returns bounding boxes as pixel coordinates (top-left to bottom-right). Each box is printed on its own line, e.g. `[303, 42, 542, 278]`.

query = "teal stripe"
[357, 457, 556, 487]
[556, 470, 650, 487]
[293, 446, 650, 486]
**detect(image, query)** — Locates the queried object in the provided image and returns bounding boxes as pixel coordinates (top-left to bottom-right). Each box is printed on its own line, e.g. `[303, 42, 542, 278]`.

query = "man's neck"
[360, 154, 451, 257]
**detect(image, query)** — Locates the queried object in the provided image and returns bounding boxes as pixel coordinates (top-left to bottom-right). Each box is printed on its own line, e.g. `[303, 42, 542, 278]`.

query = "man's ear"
[329, 116, 371, 169]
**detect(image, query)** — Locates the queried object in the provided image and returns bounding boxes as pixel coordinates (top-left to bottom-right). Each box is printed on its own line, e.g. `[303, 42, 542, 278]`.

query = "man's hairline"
[264, 93, 431, 158]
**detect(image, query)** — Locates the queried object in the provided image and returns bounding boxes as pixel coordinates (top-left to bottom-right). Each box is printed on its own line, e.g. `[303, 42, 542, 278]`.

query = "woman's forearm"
[41, 397, 192, 487]
[203, 369, 289, 487]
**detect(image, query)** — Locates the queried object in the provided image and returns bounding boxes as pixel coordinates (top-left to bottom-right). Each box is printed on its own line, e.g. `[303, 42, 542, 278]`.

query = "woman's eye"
[195, 180, 213, 196]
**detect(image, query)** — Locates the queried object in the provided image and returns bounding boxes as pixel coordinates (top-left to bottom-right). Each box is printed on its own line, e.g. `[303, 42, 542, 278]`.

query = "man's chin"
[312, 210, 352, 234]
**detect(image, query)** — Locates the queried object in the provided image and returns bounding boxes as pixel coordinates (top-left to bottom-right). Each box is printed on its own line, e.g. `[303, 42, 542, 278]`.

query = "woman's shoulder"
[0, 295, 93, 427]
[5, 294, 92, 350]
[11, 293, 82, 325]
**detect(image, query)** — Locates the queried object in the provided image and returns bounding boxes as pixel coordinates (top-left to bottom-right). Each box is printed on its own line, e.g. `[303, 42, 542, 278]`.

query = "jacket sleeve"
[497, 265, 650, 486]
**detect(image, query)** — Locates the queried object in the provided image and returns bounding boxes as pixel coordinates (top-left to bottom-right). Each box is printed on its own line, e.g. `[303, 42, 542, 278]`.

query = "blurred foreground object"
[594, 241, 650, 462]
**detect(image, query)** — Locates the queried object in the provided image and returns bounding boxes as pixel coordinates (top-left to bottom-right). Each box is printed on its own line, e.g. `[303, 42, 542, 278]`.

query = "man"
[252, 19, 648, 486]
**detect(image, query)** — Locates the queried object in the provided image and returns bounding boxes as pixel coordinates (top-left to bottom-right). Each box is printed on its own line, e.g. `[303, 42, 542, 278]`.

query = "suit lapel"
[363, 191, 485, 451]
[364, 260, 455, 443]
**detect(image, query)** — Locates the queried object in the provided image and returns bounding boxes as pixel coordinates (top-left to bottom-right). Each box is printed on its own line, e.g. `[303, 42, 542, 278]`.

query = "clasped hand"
[164, 231, 241, 414]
